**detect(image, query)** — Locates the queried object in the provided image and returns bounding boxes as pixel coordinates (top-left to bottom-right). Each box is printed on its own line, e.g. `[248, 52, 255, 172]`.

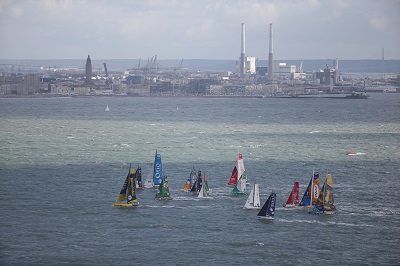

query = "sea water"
[0, 94, 399, 265]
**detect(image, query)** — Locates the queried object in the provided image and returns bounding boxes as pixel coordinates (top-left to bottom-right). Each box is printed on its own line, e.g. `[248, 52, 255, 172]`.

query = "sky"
[0, 0, 399, 60]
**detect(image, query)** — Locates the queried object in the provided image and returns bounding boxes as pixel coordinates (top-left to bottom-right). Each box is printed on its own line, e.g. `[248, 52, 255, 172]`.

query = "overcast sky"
[0, 0, 399, 60]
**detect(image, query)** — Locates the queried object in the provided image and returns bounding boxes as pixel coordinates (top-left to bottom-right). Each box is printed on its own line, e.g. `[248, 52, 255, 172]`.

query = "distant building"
[83, 55, 94, 86]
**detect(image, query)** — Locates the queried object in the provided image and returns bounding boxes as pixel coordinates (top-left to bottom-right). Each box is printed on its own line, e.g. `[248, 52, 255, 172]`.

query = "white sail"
[198, 184, 205, 198]
[105, 105, 109, 111]
[244, 183, 261, 209]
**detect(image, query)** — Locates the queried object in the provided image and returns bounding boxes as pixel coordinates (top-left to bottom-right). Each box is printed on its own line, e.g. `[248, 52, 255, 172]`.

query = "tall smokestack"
[268, 23, 274, 83]
[240, 23, 246, 78]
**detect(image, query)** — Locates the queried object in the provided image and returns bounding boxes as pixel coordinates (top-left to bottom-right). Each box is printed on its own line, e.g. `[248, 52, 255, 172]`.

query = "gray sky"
[0, 0, 399, 60]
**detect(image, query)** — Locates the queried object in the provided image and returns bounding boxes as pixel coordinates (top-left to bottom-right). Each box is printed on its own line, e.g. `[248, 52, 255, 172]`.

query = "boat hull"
[282, 204, 299, 208]
[112, 203, 139, 207]
[244, 206, 261, 210]
[256, 215, 274, 220]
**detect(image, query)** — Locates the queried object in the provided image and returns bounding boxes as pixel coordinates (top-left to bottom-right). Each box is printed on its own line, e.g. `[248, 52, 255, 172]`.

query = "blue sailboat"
[256, 192, 276, 220]
[153, 150, 163, 186]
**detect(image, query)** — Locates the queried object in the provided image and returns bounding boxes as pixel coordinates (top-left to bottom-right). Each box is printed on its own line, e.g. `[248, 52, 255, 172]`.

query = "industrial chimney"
[268, 23, 274, 83]
[240, 23, 246, 78]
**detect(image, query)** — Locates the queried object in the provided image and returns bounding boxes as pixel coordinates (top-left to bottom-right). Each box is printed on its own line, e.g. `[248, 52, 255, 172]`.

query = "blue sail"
[267, 193, 276, 217]
[299, 172, 319, 206]
[299, 178, 312, 206]
[153, 150, 163, 186]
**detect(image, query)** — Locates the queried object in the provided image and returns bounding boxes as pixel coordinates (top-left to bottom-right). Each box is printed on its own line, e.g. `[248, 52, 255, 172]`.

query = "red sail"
[227, 166, 238, 185]
[283, 181, 300, 207]
[293, 181, 300, 205]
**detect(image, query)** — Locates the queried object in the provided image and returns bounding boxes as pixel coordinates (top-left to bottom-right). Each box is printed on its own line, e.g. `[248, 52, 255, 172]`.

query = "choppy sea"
[1, 94, 399, 265]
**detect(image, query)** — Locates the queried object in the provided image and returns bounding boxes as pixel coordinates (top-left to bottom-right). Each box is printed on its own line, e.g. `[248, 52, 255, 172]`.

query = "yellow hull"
[112, 203, 138, 207]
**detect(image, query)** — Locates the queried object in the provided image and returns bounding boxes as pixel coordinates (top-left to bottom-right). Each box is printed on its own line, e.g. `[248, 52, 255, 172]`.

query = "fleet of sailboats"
[111, 152, 337, 218]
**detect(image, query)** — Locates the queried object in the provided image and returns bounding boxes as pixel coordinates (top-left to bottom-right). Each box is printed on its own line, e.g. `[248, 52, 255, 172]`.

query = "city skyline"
[0, 0, 399, 60]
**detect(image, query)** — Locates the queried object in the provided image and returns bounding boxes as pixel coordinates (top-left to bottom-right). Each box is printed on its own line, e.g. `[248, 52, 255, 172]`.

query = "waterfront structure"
[268, 23, 274, 84]
[240, 23, 246, 78]
[84, 55, 94, 86]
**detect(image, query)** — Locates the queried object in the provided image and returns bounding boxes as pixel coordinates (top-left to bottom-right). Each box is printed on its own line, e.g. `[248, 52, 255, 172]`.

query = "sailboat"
[112, 165, 139, 207]
[243, 183, 261, 209]
[190, 170, 203, 194]
[198, 174, 211, 198]
[105, 105, 109, 111]
[231, 175, 247, 195]
[299, 170, 320, 208]
[256, 192, 276, 220]
[182, 167, 197, 192]
[283, 181, 300, 208]
[227, 153, 247, 186]
[155, 175, 173, 201]
[144, 150, 163, 188]
[309, 174, 337, 215]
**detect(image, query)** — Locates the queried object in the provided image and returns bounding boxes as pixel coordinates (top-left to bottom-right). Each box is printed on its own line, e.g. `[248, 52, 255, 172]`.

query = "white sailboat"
[243, 183, 261, 209]
[105, 105, 109, 111]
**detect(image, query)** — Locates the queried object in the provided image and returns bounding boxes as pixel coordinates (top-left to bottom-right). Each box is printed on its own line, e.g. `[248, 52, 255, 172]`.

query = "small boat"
[231, 175, 247, 195]
[155, 175, 173, 201]
[283, 181, 300, 208]
[299, 170, 320, 208]
[198, 174, 211, 199]
[227, 153, 247, 186]
[144, 150, 163, 188]
[243, 183, 261, 209]
[112, 165, 139, 207]
[309, 174, 337, 215]
[105, 105, 109, 111]
[347, 151, 356, 155]
[256, 192, 276, 220]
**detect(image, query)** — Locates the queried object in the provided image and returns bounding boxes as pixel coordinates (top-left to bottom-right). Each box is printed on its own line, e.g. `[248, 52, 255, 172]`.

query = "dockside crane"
[103, 62, 112, 86]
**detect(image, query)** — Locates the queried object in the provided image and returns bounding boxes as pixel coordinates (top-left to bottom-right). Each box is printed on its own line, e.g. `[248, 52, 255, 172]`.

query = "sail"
[227, 165, 238, 185]
[182, 180, 191, 192]
[310, 179, 326, 214]
[190, 170, 202, 193]
[253, 184, 261, 207]
[127, 167, 138, 205]
[323, 174, 336, 212]
[156, 176, 172, 200]
[113, 165, 138, 206]
[227, 153, 245, 185]
[283, 181, 300, 207]
[299, 171, 320, 206]
[203, 174, 209, 193]
[115, 172, 129, 203]
[136, 166, 143, 188]
[237, 154, 246, 182]
[257, 192, 276, 219]
[311, 172, 320, 205]
[231, 175, 246, 195]
[153, 150, 163, 186]
[183, 167, 196, 192]
[244, 183, 260, 209]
